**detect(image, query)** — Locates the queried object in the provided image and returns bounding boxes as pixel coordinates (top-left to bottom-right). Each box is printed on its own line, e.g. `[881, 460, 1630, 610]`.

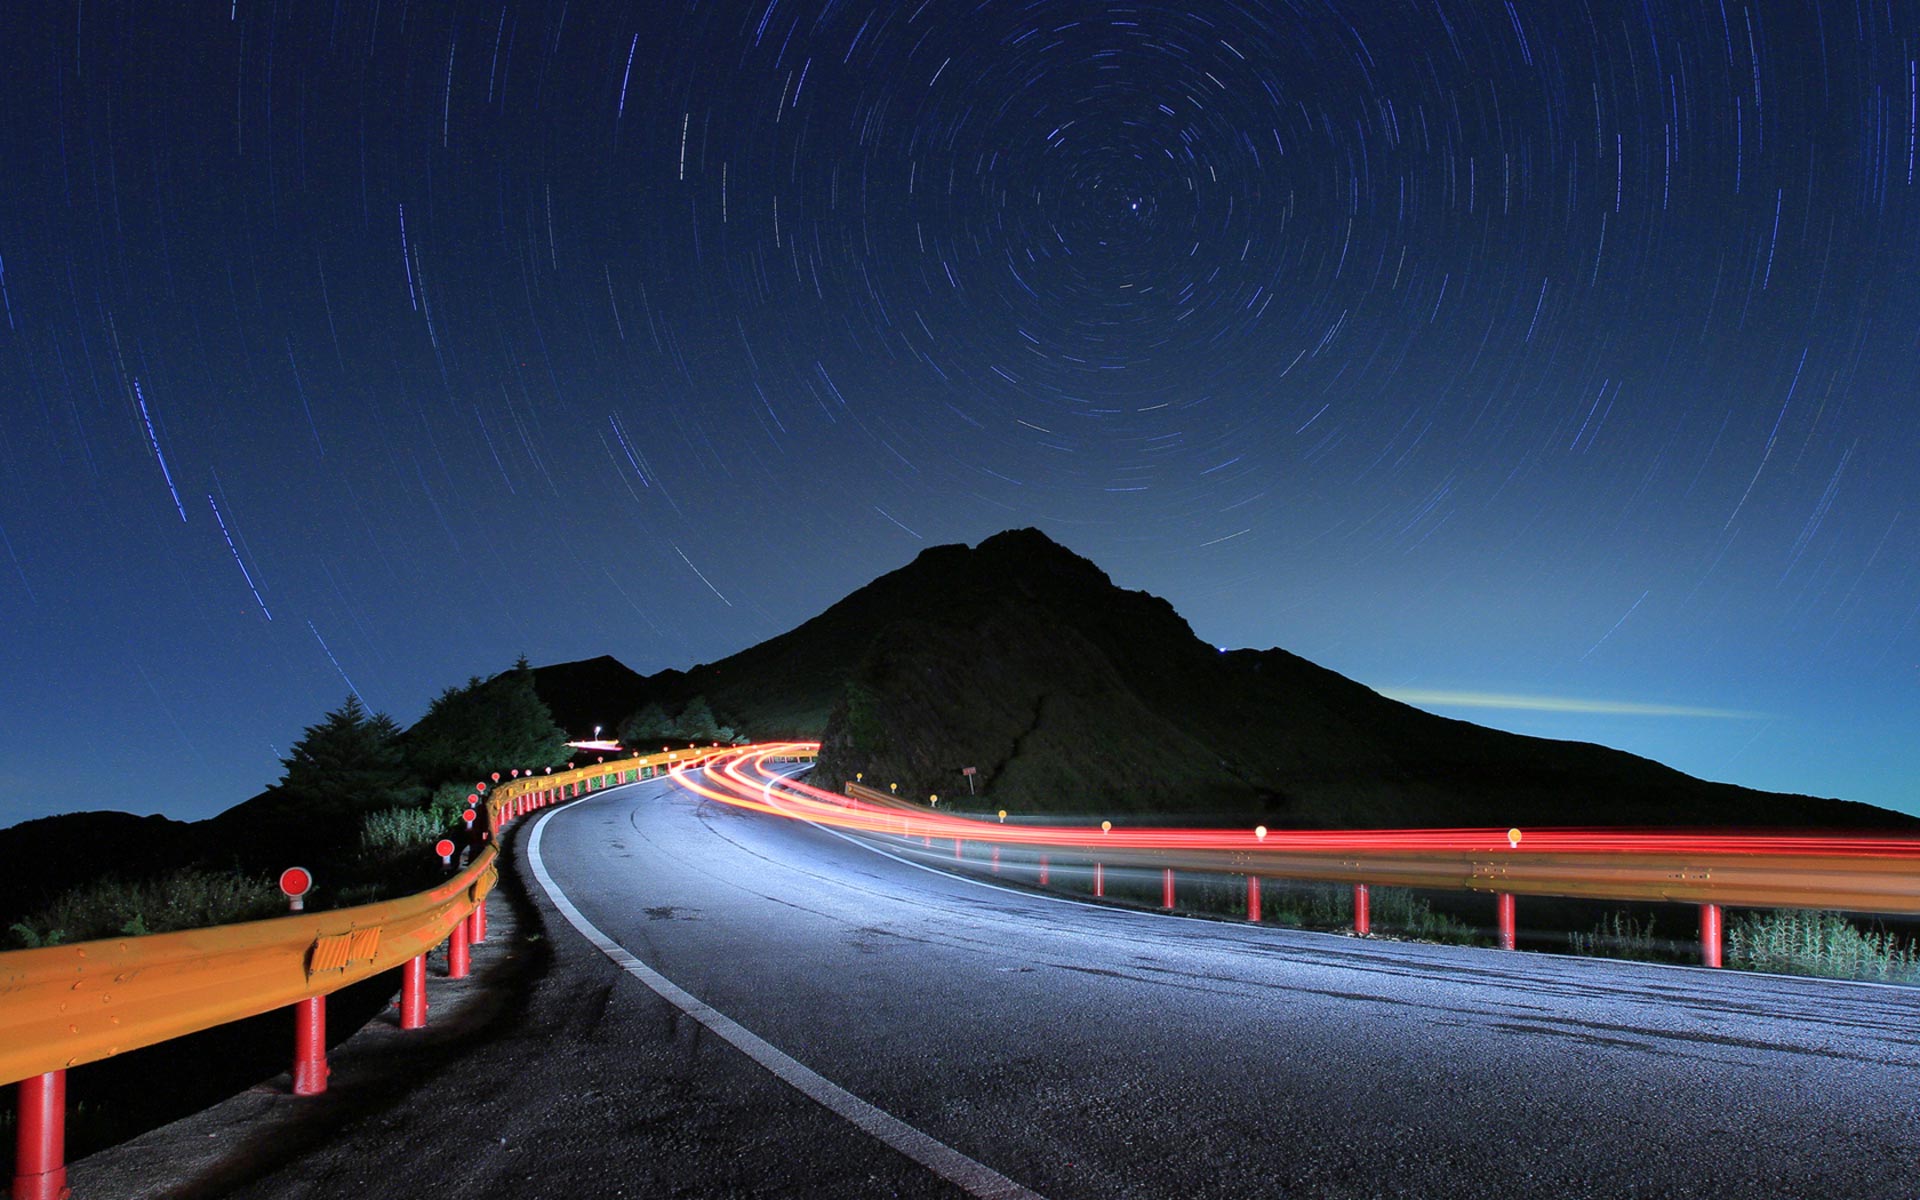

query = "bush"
[1725, 909, 1920, 982]
[426, 781, 479, 827]
[358, 806, 448, 859]
[5, 870, 282, 948]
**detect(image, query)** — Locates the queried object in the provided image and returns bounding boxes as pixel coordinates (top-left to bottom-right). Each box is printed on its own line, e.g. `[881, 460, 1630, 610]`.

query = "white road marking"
[526, 800, 1048, 1200]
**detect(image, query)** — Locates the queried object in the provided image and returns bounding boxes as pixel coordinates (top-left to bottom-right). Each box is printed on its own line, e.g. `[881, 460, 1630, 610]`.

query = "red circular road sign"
[279, 867, 313, 898]
[434, 838, 455, 859]
[491, 772, 501, 782]
[462, 808, 477, 823]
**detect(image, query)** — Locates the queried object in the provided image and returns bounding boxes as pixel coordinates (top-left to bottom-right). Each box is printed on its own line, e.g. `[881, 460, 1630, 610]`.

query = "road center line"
[527, 796, 1048, 1200]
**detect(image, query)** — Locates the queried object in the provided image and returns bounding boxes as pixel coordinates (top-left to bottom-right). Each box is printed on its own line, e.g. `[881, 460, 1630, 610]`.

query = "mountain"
[527, 654, 650, 738]
[571, 528, 1916, 831]
[0, 812, 197, 927]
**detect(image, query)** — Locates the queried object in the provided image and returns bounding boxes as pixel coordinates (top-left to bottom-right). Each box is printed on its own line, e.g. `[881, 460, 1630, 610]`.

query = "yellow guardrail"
[0, 742, 745, 1090]
[0, 740, 759, 1199]
[0, 849, 496, 1087]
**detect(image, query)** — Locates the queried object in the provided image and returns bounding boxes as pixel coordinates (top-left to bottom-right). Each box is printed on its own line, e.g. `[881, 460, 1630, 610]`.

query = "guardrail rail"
[0, 743, 739, 1200]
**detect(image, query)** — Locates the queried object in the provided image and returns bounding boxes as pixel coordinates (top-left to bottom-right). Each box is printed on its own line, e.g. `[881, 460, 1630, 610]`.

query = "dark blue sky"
[2, 1, 1916, 827]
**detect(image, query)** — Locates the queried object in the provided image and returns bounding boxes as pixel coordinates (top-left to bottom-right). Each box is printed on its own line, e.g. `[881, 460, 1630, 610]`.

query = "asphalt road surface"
[130, 771, 1920, 1199]
[528, 771, 1920, 1199]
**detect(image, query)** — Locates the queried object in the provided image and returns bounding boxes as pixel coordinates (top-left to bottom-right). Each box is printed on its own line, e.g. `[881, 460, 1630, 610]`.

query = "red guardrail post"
[448, 918, 472, 980]
[1094, 861, 1104, 898]
[1496, 892, 1517, 950]
[955, 838, 964, 861]
[292, 996, 328, 1096]
[1162, 868, 1176, 910]
[1247, 874, 1261, 922]
[991, 846, 1000, 874]
[401, 955, 428, 1029]
[470, 896, 489, 944]
[1700, 902, 1723, 968]
[1038, 854, 1049, 885]
[11, 1070, 66, 1200]
[1353, 883, 1370, 935]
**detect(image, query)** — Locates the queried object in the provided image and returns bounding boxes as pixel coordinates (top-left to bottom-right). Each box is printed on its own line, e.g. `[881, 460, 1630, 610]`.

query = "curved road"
[524, 770, 1919, 1199]
[145, 768, 1918, 1199]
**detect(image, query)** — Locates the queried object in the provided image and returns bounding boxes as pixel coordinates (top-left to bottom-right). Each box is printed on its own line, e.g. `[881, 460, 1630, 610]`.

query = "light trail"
[664, 746, 1920, 915]
[208, 492, 272, 620]
[677, 746, 1920, 861]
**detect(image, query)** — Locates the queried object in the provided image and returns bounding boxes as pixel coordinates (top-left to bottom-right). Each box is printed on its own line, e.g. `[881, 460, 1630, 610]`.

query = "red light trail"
[662, 745, 1920, 914]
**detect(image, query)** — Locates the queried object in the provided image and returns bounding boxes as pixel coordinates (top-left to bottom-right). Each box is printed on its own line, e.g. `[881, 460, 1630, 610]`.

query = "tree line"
[280, 656, 575, 833]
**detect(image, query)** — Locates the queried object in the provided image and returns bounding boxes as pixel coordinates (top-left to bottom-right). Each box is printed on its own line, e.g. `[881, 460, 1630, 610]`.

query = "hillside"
[568, 528, 1916, 831]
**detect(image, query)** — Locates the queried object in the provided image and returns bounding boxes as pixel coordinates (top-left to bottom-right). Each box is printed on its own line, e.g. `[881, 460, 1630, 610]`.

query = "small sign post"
[279, 867, 313, 913]
[435, 838, 455, 867]
[962, 766, 977, 795]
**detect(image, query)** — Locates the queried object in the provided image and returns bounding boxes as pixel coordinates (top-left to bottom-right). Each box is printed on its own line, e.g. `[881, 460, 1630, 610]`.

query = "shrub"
[5, 870, 281, 948]
[426, 781, 478, 827]
[1725, 909, 1920, 982]
[358, 806, 448, 859]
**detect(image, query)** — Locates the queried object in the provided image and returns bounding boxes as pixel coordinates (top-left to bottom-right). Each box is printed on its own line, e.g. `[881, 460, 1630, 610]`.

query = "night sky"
[2, 1, 1916, 828]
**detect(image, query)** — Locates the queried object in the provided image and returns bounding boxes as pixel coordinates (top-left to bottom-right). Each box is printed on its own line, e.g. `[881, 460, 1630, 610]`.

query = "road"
[526, 769, 1919, 1199]
[122, 769, 1920, 1199]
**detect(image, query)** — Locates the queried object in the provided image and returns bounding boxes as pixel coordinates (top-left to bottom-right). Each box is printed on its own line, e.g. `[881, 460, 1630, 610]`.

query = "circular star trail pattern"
[0, 1, 1916, 822]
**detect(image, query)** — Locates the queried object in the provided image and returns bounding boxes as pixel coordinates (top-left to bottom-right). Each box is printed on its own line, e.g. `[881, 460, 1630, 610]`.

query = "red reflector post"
[12, 1071, 66, 1200]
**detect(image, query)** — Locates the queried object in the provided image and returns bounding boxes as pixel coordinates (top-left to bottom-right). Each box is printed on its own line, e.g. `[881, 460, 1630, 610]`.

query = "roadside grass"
[1567, 912, 1674, 963]
[1725, 909, 1920, 982]
[6, 869, 282, 948]
[985, 853, 1919, 982]
[1083, 869, 1480, 945]
[4, 802, 461, 951]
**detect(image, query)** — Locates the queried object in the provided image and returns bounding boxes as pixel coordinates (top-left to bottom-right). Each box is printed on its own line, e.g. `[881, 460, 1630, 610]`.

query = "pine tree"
[617, 701, 674, 745]
[673, 696, 720, 741]
[278, 696, 422, 821]
[404, 659, 570, 783]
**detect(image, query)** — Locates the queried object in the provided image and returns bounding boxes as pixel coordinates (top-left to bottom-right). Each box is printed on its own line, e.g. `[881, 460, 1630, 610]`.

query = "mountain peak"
[531, 530, 1915, 831]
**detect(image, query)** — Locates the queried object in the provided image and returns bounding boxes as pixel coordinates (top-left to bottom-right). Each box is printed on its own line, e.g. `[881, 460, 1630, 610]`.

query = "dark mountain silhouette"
[0, 812, 197, 929]
[2, 671, 564, 932]
[565, 528, 1916, 831]
[10, 527, 1910, 930]
[526, 654, 650, 738]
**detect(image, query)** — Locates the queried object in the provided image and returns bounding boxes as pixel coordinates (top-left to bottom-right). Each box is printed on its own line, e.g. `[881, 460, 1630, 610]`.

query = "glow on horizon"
[1376, 689, 1765, 720]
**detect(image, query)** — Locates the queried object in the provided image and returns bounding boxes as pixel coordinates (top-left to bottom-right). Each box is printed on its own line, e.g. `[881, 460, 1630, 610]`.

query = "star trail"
[0, 1, 1916, 825]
